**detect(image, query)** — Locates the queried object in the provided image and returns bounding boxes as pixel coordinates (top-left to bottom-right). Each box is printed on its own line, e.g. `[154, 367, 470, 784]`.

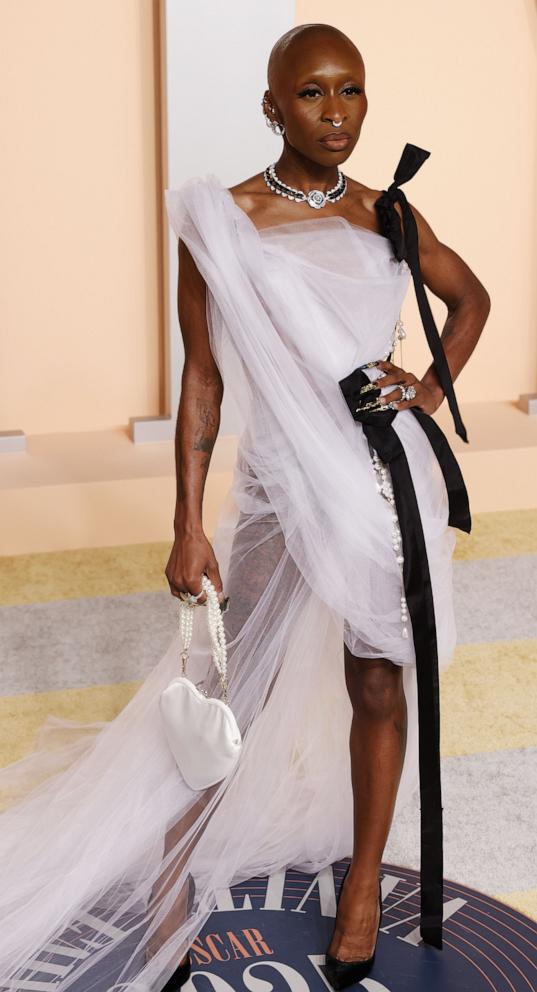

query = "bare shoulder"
[349, 176, 439, 251]
[344, 175, 384, 208]
[332, 175, 407, 236]
[403, 198, 442, 254]
[227, 172, 284, 229]
[343, 176, 389, 229]
[227, 171, 266, 202]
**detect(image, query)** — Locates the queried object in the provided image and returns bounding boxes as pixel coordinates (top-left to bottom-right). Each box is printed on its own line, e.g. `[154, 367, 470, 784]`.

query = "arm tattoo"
[193, 398, 218, 481]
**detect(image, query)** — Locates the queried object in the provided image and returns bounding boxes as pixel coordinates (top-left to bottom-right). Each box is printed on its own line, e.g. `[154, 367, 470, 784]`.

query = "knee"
[349, 662, 403, 721]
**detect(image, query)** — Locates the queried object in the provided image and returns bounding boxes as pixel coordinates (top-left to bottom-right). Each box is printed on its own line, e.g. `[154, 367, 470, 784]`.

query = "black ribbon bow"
[374, 143, 468, 445]
[338, 143, 472, 950]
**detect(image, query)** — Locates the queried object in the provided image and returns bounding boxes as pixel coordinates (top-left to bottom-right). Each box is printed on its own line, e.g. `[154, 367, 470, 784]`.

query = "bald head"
[267, 23, 363, 98]
[262, 22, 367, 167]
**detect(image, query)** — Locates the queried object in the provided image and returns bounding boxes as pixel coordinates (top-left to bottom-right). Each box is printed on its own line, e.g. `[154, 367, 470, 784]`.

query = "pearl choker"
[263, 162, 347, 209]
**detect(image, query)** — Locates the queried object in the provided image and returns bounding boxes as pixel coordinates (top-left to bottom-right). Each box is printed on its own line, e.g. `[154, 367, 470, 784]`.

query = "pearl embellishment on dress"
[368, 315, 409, 637]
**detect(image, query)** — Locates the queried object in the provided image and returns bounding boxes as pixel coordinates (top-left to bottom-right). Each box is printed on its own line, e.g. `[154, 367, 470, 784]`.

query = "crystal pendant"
[307, 189, 327, 209]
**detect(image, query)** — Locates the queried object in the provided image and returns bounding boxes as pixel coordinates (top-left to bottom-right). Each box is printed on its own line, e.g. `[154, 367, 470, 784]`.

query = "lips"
[320, 130, 351, 140]
[319, 133, 351, 150]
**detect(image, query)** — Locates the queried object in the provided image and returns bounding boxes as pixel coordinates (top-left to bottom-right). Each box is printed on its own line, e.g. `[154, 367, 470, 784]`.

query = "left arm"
[378, 201, 491, 414]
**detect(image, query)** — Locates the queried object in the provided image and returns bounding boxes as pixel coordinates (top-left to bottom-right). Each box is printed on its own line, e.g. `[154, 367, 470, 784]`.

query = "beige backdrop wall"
[1, 0, 536, 437]
[0, 0, 163, 436]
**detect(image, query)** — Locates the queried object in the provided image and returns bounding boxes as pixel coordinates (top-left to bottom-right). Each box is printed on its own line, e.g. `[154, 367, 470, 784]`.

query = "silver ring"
[404, 384, 417, 401]
[397, 384, 406, 400]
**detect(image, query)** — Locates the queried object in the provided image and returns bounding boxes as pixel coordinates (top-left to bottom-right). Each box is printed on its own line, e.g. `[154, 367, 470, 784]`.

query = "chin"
[318, 148, 355, 165]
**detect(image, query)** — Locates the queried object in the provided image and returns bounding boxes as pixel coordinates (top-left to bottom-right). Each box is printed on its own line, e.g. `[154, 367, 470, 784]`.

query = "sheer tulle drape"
[0, 175, 456, 990]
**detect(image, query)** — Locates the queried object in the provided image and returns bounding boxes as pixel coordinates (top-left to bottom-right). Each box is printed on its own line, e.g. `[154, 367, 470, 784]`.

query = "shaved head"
[267, 23, 363, 98]
[260, 21, 367, 179]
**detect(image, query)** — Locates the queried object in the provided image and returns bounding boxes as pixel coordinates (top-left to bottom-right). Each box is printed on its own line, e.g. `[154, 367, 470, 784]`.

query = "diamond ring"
[179, 589, 204, 605]
[403, 384, 417, 401]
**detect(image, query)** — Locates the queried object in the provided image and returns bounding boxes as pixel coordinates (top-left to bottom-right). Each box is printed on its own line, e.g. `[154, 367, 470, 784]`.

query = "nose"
[321, 103, 346, 127]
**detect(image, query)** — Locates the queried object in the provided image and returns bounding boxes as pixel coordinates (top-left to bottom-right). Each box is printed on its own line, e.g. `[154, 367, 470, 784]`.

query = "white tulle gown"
[0, 166, 463, 991]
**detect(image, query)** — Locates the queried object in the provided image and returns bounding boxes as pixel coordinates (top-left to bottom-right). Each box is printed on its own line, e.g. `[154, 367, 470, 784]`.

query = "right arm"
[165, 236, 225, 606]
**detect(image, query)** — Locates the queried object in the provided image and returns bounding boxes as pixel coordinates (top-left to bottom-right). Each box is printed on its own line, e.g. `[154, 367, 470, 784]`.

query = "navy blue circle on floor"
[189, 859, 537, 992]
[11, 860, 536, 991]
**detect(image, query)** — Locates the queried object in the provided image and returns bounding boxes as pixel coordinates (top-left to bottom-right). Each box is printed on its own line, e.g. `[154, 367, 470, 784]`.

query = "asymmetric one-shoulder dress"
[0, 145, 470, 990]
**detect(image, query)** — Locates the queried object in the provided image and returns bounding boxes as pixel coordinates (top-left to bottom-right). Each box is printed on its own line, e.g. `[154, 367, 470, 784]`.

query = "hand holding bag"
[159, 575, 243, 790]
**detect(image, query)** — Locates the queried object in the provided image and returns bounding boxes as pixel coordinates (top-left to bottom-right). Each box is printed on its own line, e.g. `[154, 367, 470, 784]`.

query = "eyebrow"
[296, 76, 360, 88]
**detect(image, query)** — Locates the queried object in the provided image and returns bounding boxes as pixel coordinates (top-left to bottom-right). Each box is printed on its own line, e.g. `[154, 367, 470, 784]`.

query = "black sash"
[374, 143, 468, 444]
[338, 144, 472, 950]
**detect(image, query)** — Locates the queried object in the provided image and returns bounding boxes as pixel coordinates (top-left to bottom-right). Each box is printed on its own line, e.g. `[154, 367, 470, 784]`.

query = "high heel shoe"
[152, 872, 196, 991]
[324, 862, 383, 991]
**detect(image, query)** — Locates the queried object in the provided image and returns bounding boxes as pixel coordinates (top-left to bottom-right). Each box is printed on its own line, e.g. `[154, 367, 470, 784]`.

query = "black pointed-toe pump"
[324, 863, 383, 991]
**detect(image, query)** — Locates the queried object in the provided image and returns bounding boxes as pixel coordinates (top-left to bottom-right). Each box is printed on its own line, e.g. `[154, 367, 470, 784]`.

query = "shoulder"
[227, 171, 266, 200]
[345, 176, 396, 226]
[400, 196, 441, 258]
[366, 170, 440, 257]
[336, 176, 408, 236]
[227, 171, 279, 228]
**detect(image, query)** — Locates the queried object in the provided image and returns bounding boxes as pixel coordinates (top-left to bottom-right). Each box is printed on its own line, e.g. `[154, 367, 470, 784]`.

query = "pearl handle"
[179, 575, 229, 704]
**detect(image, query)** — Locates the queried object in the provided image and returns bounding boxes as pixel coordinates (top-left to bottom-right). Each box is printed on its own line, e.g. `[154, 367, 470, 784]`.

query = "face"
[264, 37, 367, 165]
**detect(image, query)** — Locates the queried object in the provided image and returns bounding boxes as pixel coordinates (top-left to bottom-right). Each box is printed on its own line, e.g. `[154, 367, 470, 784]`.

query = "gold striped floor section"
[452, 507, 537, 561]
[440, 639, 537, 756]
[0, 681, 138, 769]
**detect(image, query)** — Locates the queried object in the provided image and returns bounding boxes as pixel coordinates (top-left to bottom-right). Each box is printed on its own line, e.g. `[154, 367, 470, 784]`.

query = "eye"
[298, 85, 363, 98]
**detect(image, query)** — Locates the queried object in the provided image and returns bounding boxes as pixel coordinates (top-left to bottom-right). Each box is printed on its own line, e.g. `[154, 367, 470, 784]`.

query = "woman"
[0, 22, 489, 992]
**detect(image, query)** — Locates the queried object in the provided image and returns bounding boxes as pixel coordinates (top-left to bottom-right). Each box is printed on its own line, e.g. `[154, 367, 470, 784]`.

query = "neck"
[272, 150, 341, 192]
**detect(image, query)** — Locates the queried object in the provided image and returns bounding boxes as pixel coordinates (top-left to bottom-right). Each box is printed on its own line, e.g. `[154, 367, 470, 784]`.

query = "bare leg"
[146, 510, 291, 965]
[146, 784, 219, 966]
[327, 646, 407, 961]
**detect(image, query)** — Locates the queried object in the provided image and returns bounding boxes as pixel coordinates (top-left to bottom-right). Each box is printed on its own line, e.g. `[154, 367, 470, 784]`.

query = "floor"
[0, 508, 535, 931]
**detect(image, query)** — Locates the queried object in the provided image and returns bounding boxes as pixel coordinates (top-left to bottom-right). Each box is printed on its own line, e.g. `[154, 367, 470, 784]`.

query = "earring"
[260, 98, 285, 136]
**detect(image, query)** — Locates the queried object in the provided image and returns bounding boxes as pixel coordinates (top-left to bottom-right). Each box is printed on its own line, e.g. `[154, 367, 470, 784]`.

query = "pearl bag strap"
[179, 575, 230, 704]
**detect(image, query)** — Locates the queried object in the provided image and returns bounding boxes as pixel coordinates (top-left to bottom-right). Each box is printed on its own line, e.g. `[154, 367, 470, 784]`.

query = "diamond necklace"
[263, 162, 347, 210]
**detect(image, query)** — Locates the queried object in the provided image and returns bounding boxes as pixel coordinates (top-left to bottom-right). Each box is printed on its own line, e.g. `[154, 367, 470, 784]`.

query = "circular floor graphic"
[8, 860, 535, 991]
[188, 860, 537, 992]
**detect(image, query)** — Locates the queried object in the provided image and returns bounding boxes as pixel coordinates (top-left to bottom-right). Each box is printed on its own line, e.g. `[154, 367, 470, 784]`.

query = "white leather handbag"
[159, 575, 242, 790]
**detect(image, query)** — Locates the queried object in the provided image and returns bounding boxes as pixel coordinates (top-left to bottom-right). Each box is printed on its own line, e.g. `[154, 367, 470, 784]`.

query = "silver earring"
[261, 98, 285, 136]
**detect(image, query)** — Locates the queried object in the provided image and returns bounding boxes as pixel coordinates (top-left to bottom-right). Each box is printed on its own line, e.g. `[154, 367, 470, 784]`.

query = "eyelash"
[298, 85, 362, 98]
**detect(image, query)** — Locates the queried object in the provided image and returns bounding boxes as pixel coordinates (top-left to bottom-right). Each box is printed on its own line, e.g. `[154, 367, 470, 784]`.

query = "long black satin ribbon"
[374, 143, 469, 444]
[338, 365, 471, 949]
